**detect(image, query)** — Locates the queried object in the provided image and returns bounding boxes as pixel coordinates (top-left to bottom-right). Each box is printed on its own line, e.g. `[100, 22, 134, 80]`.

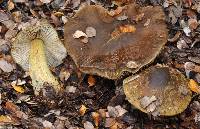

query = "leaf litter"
[0, 0, 200, 128]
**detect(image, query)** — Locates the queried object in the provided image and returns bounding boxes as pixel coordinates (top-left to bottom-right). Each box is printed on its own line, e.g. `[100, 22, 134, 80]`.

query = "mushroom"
[11, 20, 67, 95]
[64, 4, 168, 79]
[123, 65, 192, 116]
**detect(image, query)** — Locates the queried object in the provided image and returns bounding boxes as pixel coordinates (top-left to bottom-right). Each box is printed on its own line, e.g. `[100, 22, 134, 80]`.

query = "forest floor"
[0, 0, 200, 128]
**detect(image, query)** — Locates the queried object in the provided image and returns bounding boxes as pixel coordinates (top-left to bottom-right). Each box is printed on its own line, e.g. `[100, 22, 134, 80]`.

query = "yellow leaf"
[79, 105, 88, 116]
[12, 85, 25, 93]
[0, 115, 13, 123]
[189, 79, 200, 93]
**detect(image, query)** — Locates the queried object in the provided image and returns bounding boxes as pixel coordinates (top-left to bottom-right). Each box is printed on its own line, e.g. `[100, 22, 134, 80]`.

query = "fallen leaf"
[13, 0, 26, 3]
[61, 16, 68, 24]
[73, 30, 87, 39]
[126, 61, 138, 69]
[88, 75, 96, 87]
[5, 29, 18, 41]
[115, 105, 127, 117]
[119, 25, 136, 33]
[8, 0, 15, 11]
[12, 85, 25, 93]
[189, 79, 200, 93]
[0, 115, 15, 125]
[86, 27, 96, 38]
[51, 13, 61, 26]
[53, 12, 63, 17]
[188, 18, 198, 30]
[140, 96, 157, 108]
[0, 59, 15, 72]
[40, 0, 52, 4]
[0, 11, 9, 22]
[183, 27, 191, 36]
[5, 101, 28, 119]
[59, 68, 70, 82]
[105, 118, 116, 128]
[135, 13, 144, 22]
[108, 7, 123, 16]
[91, 112, 100, 127]
[107, 106, 119, 117]
[79, 105, 87, 116]
[12, 11, 22, 23]
[72, 0, 80, 8]
[83, 121, 94, 129]
[116, 15, 128, 21]
[65, 86, 76, 93]
[42, 120, 53, 128]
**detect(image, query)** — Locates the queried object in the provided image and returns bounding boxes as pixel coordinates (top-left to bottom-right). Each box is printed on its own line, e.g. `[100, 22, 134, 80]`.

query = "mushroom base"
[29, 39, 60, 95]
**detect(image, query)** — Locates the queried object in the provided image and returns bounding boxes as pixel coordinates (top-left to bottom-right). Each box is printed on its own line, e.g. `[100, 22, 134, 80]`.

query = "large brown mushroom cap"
[123, 65, 192, 116]
[11, 20, 66, 70]
[64, 4, 168, 79]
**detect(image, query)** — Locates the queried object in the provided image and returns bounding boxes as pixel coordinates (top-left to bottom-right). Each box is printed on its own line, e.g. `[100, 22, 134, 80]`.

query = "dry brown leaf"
[88, 75, 96, 87]
[189, 79, 200, 93]
[5, 101, 28, 119]
[108, 7, 123, 16]
[91, 112, 100, 127]
[188, 18, 198, 30]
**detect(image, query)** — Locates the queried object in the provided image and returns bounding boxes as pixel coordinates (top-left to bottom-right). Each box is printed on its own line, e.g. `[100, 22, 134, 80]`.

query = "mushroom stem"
[29, 39, 60, 95]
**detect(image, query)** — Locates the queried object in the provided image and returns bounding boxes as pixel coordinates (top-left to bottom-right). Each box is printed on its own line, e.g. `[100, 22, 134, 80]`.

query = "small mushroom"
[11, 20, 67, 95]
[64, 4, 168, 79]
[123, 65, 192, 116]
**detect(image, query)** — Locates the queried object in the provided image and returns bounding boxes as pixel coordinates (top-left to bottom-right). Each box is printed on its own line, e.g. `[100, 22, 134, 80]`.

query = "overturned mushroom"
[123, 65, 192, 116]
[11, 20, 67, 95]
[64, 4, 168, 79]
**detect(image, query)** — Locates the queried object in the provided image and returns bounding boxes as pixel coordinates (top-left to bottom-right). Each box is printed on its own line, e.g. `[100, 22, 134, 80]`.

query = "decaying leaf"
[92, 112, 100, 127]
[189, 79, 200, 93]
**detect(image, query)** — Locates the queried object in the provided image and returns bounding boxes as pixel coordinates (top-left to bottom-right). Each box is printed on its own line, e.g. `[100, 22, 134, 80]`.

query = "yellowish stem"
[29, 39, 60, 95]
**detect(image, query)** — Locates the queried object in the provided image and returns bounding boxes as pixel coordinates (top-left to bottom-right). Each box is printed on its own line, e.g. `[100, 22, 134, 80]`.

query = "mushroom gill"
[11, 20, 67, 95]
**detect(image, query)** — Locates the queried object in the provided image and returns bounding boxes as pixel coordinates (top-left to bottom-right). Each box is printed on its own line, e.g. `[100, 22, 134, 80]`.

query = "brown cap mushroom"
[123, 65, 192, 116]
[64, 4, 168, 79]
[11, 20, 67, 95]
